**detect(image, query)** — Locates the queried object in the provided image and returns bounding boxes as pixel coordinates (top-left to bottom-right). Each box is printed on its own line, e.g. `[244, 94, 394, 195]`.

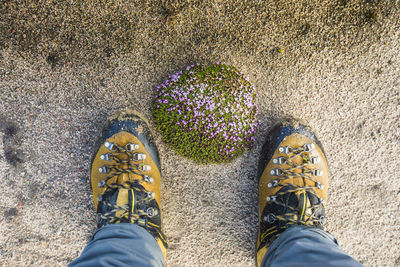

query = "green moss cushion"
[152, 63, 260, 163]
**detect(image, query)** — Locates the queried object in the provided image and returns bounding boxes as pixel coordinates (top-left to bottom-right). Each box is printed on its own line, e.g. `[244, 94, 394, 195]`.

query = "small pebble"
[55, 225, 62, 235]
[202, 200, 211, 207]
[41, 241, 48, 248]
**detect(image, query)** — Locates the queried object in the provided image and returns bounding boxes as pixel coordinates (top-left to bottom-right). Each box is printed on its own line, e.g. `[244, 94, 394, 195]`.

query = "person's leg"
[69, 224, 164, 267]
[70, 109, 167, 266]
[261, 225, 362, 267]
[256, 119, 362, 266]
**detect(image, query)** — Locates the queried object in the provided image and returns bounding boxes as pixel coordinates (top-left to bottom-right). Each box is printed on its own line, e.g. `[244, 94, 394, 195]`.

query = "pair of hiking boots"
[90, 110, 328, 266]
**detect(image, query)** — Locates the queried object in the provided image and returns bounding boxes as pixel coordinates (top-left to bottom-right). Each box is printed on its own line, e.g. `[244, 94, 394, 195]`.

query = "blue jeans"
[69, 224, 363, 267]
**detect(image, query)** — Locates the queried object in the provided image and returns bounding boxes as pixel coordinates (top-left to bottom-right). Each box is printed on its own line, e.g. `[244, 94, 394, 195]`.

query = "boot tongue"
[287, 154, 313, 221]
[294, 190, 311, 223]
[116, 188, 130, 206]
[99, 188, 133, 219]
[115, 188, 134, 218]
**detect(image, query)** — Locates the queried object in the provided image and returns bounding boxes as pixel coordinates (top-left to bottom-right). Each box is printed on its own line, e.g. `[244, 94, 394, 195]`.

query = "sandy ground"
[0, 0, 399, 266]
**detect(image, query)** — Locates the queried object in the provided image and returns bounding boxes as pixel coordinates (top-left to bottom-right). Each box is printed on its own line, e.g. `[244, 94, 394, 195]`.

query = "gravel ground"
[0, 0, 399, 266]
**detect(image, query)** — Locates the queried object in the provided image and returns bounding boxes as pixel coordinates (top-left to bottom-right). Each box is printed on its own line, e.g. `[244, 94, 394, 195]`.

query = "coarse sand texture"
[0, 1, 399, 266]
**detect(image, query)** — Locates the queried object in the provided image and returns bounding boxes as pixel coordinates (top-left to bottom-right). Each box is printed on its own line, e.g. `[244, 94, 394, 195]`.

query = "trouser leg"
[69, 223, 164, 267]
[262, 225, 363, 267]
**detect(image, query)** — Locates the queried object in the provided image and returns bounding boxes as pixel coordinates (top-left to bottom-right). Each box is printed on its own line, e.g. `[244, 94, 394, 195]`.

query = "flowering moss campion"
[152, 63, 260, 164]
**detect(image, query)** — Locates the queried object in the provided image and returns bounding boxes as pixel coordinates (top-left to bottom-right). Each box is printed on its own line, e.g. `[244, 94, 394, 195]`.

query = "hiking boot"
[256, 119, 328, 266]
[90, 109, 167, 258]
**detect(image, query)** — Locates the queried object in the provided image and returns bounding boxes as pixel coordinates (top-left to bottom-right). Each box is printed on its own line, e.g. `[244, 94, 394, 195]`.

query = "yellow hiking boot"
[256, 119, 328, 267]
[90, 109, 167, 259]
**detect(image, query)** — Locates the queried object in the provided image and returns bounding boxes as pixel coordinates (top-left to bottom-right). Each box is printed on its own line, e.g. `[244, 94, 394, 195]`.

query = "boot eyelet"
[315, 182, 323, 189]
[143, 175, 154, 183]
[268, 180, 279, 188]
[146, 207, 158, 217]
[99, 166, 109, 173]
[100, 153, 113, 161]
[104, 142, 117, 151]
[272, 157, 285, 165]
[264, 213, 277, 223]
[132, 153, 147, 161]
[278, 146, 291, 154]
[139, 164, 151, 172]
[147, 192, 155, 199]
[270, 168, 283, 176]
[314, 169, 323, 176]
[311, 157, 320, 164]
[126, 143, 140, 151]
[303, 143, 315, 152]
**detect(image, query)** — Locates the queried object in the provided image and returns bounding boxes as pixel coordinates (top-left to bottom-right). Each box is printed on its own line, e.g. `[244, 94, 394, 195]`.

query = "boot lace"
[264, 143, 325, 227]
[97, 141, 166, 244]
